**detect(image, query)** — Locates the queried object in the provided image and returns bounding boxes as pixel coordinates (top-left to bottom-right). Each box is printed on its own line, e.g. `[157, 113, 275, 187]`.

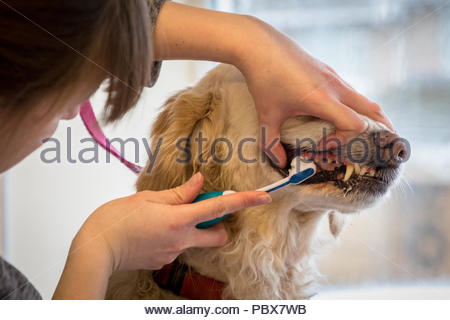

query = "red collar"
[153, 260, 225, 299]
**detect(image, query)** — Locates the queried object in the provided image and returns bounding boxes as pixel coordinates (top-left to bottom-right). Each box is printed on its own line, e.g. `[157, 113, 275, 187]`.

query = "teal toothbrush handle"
[194, 191, 232, 229]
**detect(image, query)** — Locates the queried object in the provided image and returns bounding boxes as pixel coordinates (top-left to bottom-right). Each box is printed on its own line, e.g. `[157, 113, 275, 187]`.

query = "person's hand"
[151, 3, 393, 168]
[54, 172, 271, 299]
[237, 18, 395, 168]
[74, 172, 271, 272]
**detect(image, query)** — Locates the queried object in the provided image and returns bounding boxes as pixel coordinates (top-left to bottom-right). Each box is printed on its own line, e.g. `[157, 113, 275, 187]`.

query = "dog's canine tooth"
[343, 164, 354, 182]
[368, 168, 376, 177]
[354, 163, 361, 174]
[360, 166, 368, 175]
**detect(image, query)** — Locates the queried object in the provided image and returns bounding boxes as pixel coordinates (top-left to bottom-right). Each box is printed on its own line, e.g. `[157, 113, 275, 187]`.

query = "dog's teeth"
[343, 164, 354, 182]
[368, 168, 376, 177]
[360, 166, 368, 175]
[354, 163, 361, 174]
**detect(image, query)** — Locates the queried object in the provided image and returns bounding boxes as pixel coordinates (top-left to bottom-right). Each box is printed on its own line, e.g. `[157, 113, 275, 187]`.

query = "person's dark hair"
[0, 0, 152, 122]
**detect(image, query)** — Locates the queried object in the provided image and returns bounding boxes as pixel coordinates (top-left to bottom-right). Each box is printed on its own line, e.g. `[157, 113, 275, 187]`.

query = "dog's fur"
[106, 64, 403, 299]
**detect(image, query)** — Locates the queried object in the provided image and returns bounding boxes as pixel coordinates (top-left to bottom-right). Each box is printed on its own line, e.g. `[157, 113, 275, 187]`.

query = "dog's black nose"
[372, 131, 409, 168]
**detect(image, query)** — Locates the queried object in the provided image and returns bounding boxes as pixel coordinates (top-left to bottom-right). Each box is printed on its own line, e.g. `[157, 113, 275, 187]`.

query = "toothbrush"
[194, 158, 316, 229]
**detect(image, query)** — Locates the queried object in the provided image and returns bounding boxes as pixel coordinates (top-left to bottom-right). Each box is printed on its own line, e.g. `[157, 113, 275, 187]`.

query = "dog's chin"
[291, 182, 386, 213]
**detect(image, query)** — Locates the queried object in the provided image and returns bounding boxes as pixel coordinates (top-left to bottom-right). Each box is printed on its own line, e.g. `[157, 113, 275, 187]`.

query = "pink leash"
[79, 101, 143, 174]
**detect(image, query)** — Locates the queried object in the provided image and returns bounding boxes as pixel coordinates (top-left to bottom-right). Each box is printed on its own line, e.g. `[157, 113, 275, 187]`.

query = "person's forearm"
[53, 227, 113, 299]
[153, 2, 270, 70]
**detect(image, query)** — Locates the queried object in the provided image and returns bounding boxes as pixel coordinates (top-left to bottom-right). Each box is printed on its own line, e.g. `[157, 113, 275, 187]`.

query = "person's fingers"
[259, 122, 287, 168]
[339, 88, 395, 132]
[142, 172, 204, 205]
[317, 131, 356, 155]
[178, 191, 272, 226]
[310, 100, 368, 151]
[313, 99, 368, 135]
[185, 223, 229, 248]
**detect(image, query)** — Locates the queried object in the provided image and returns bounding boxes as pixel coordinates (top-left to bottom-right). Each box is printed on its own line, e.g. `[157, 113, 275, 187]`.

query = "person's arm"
[152, 2, 394, 167]
[152, 2, 249, 65]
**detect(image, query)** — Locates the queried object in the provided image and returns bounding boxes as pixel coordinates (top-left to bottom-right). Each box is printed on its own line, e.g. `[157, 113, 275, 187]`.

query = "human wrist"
[232, 16, 289, 78]
[153, 2, 260, 66]
[70, 222, 115, 275]
[230, 15, 272, 71]
[53, 222, 115, 299]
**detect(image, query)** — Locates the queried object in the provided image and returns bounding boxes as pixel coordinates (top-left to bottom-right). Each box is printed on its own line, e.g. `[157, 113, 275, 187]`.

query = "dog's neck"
[181, 201, 327, 299]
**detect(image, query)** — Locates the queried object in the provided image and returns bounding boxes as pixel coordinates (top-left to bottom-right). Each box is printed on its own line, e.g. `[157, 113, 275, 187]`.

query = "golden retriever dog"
[106, 64, 408, 299]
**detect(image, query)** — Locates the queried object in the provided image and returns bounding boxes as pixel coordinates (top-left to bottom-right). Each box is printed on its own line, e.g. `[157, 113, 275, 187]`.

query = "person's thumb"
[259, 123, 287, 168]
[151, 172, 204, 205]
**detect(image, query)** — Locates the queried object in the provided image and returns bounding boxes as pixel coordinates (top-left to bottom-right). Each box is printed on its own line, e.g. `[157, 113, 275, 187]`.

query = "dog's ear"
[328, 211, 347, 238]
[136, 87, 225, 192]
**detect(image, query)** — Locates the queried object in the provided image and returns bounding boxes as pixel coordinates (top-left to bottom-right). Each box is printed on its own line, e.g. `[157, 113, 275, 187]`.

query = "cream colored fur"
[106, 64, 398, 299]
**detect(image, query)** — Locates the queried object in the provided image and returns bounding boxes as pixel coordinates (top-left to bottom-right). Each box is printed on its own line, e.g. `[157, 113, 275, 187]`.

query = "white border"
[0, 300, 448, 319]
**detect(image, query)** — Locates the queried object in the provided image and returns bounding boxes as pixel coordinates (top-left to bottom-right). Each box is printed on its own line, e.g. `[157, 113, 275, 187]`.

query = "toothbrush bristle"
[289, 156, 316, 175]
